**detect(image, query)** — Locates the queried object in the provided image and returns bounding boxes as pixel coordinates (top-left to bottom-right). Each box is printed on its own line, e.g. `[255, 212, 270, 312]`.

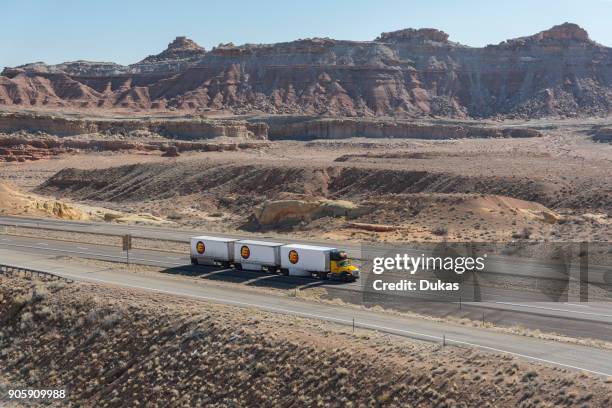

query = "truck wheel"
[190, 257, 198, 266]
[339, 272, 350, 282]
[319, 272, 328, 280]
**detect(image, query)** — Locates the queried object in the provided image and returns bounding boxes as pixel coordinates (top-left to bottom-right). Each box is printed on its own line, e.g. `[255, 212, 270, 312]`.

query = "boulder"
[254, 198, 370, 226]
[254, 200, 320, 225]
[162, 146, 180, 157]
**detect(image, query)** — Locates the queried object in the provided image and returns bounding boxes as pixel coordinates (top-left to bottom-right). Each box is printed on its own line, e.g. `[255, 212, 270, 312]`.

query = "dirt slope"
[0, 182, 170, 225]
[35, 161, 576, 241]
[1, 275, 610, 407]
[37, 160, 601, 211]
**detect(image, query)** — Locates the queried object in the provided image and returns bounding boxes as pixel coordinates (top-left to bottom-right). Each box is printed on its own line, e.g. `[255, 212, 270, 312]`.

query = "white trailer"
[190, 236, 238, 267]
[234, 240, 284, 271]
[280, 244, 336, 277]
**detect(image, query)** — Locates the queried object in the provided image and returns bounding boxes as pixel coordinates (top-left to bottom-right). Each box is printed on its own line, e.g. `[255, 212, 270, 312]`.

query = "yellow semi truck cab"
[329, 250, 360, 281]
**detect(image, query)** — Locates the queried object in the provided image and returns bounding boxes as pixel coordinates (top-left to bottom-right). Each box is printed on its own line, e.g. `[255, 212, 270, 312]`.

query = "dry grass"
[58, 256, 612, 351]
[1, 274, 610, 407]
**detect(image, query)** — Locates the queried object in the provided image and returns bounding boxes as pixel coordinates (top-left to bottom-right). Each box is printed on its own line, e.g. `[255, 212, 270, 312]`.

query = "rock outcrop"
[161, 145, 180, 157]
[262, 117, 542, 140]
[0, 132, 270, 163]
[375, 28, 450, 44]
[132, 36, 208, 74]
[1, 24, 610, 118]
[0, 182, 89, 220]
[141, 36, 206, 63]
[0, 112, 268, 139]
[253, 198, 370, 226]
[495, 23, 594, 49]
[592, 127, 612, 143]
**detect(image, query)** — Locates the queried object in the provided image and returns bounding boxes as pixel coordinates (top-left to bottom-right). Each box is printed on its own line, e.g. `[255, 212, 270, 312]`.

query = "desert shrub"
[432, 226, 448, 236]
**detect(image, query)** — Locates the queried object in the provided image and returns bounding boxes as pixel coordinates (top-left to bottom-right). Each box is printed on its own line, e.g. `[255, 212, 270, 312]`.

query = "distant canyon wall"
[1, 23, 611, 119]
[262, 117, 542, 140]
[0, 112, 268, 140]
[0, 112, 542, 142]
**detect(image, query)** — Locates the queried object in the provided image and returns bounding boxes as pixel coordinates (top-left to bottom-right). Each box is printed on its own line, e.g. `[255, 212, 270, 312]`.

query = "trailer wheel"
[280, 268, 289, 276]
[190, 257, 198, 266]
[234, 263, 242, 270]
[318, 272, 329, 280]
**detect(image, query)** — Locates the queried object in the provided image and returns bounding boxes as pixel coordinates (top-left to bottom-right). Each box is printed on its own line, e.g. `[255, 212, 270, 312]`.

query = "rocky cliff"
[1, 23, 610, 118]
[0, 112, 268, 139]
[262, 116, 542, 140]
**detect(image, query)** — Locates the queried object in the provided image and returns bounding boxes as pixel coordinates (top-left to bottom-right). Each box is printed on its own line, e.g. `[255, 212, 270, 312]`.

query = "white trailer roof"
[282, 243, 337, 251]
[237, 239, 285, 247]
[192, 235, 239, 242]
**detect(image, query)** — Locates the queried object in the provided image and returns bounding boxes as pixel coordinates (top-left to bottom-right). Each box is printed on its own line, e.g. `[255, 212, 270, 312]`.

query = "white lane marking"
[37, 243, 49, 246]
[51, 271, 612, 378]
[0, 242, 183, 266]
[493, 301, 612, 318]
[77, 247, 89, 250]
[564, 302, 589, 308]
[3, 238, 611, 376]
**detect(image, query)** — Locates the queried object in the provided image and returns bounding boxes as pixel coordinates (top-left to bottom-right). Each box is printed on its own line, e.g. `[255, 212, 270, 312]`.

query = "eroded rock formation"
[1, 23, 610, 118]
[0, 133, 270, 163]
[0, 112, 268, 139]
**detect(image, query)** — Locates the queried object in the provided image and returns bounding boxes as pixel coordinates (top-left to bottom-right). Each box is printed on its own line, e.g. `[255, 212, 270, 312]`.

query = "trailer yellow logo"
[288, 250, 299, 264]
[240, 245, 250, 259]
[196, 241, 205, 254]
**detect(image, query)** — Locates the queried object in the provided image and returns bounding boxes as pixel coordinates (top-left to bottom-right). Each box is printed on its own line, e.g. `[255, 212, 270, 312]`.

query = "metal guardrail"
[0, 222, 188, 244]
[0, 263, 73, 283]
[0, 222, 370, 260]
[0, 222, 189, 244]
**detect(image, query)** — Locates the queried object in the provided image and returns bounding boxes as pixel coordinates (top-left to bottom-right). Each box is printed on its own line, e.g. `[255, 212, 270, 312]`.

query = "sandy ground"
[1, 274, 610, 407]
[1, 124, 611, 243]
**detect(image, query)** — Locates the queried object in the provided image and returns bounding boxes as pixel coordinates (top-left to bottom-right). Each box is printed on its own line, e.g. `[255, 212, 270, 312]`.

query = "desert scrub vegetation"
[0, 275, 610, 407]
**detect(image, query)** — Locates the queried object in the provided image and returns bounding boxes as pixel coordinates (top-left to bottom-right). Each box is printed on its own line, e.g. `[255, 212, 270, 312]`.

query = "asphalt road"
[1, 245, 611, 377]
[1, 216, 612, 337]
[1, 216, 609, 283]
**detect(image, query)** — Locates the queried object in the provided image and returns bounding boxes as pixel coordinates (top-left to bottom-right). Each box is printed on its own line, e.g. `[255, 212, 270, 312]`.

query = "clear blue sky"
[2, 0, 611, 67]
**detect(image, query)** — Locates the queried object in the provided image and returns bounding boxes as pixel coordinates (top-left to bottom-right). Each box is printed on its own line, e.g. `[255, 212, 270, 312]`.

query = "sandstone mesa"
[0, 23, 610, 119]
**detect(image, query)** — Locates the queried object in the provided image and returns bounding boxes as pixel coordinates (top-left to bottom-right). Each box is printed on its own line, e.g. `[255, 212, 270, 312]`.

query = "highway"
[1, 216, 612, 339]
[1, 243, 612, 377]
[1, 215, 610, 284]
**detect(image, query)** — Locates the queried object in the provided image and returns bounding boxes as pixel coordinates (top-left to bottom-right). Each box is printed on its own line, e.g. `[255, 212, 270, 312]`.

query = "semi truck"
[190, 235, 237, 267]
[280, 244, 359, 280]
[233, 240, 284, 272]
[190, 236, 359, 281]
